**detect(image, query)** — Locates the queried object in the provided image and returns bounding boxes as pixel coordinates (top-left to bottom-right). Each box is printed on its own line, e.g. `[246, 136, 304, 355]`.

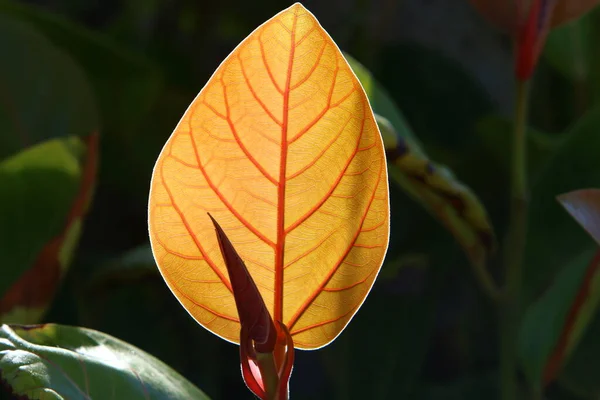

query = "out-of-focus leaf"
[345, 53, 495, 271]
[0, 134, 97, 324]
[0, 15, 98, 324]
[77, 246, 237, 399]
[558, 189, 600, 245]
[525, 107, 600, 299]
[544, 12, 594, 81]
[0, 15, 97, 159]
[468, 0, 600, 32]
[0, 139, 81, 300]
[148, 3, 390, 350]
[343, 53, 423, 153]
[0, 324, 210, 399]
[0, 0, 162, 135]
[557, 296, 600, 396]
[519, 248, 600, 392]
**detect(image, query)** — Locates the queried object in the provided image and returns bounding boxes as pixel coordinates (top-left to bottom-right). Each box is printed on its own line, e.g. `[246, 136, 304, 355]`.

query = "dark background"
[3, 0, 600, 399]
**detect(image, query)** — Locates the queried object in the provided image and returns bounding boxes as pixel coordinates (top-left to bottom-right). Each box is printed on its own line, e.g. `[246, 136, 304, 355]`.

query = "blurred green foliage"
[2, 1, 600, 399]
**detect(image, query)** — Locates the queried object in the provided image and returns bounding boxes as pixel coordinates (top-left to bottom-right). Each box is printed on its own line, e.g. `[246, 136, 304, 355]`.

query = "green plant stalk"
[500, 79, 530, 400]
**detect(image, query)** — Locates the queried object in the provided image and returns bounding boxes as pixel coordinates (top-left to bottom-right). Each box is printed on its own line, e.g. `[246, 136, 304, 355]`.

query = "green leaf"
[544, 13, 594, 81]
[345, 53, 496, 271]
[0, 15, 98, 323]
[0, 138, 83, 298]
[0, 324, 210, 399]
[0, 14, 97, 160]
[518, 248, 599, 392]
[525, 107, 600, 300]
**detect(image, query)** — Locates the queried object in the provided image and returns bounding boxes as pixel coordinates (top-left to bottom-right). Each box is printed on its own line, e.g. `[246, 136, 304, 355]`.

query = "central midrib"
[274, 12, 298, 324]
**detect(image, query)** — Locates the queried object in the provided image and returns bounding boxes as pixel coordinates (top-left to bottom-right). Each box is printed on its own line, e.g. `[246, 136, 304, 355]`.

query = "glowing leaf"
[148, 3, 390, 350]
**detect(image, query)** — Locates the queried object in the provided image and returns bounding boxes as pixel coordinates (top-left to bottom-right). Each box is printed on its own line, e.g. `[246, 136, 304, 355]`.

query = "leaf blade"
[0, 324, 210, 399]
[148, 3, 390, 350]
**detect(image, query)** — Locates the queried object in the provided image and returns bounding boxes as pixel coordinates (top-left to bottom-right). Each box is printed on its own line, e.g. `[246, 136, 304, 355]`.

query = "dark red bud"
[208, 213, 277, 353]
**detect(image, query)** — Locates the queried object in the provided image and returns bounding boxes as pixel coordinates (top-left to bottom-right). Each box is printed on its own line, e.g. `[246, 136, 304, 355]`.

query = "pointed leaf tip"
[208, 213, 276, 353]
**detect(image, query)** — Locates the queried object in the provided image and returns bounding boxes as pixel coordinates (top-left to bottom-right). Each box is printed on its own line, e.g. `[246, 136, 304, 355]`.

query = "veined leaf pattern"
[148, 3, 389, 349]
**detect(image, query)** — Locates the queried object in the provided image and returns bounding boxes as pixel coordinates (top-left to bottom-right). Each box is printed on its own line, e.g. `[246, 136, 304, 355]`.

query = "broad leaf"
[0, 135, 97, 324]
[148, 3, 390, 350]
[0, 324, 210, 399]
[0, 15, 98, 323]
[345, 54, 495, 270]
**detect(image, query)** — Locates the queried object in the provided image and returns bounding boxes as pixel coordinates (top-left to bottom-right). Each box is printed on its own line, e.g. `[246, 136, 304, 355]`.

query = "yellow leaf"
[148, 3, 390, 349]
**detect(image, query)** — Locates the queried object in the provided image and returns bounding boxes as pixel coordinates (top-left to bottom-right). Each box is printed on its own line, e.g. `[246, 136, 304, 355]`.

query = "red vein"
[296, 26, 317, 47]
[284, 229, 337, 270]
[238, 54, 283, 127]
[290, 302, 358, 336]
[201, 99, 228, 120]
[159, 163, 233, 293]
[322, 268, 377, 293]
[259, 31, 284, 94]
[168, 153, 198, 168]
[187, 113, 276, 248]
[221, 81, 278, 185]
[274, 10, 298, 322]
[286, 150, 384, 330]
[290, 40, 327, 90]
[285, 113, 366, 234]
[288, 59, 340, 144]
[171, 277, 239, 322]
[288, 115, 353, 180]
[154, 231, 205, 260]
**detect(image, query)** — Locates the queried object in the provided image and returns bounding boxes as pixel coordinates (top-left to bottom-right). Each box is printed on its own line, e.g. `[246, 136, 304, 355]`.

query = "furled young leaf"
[0, 324, 210, 399]
[345, 54, 495, 270]
[148, 3, 390, 350]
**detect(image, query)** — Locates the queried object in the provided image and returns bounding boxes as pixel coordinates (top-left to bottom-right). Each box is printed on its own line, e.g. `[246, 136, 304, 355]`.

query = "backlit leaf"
[148, 3, 390, 350]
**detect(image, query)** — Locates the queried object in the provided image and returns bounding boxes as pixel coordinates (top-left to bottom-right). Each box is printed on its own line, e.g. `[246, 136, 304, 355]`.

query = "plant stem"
[256, 351, 279, 400]
[500, 79, 530, 400]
